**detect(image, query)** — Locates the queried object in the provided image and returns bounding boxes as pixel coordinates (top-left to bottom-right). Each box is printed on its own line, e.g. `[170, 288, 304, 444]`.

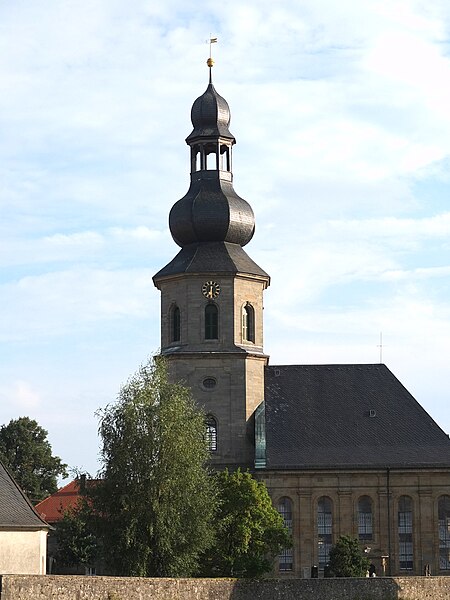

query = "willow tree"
[90, 356, 217, 577]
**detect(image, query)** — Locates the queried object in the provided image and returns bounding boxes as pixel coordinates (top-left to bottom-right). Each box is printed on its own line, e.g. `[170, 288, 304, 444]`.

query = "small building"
[35, 476, 100, 574]
[0, 460, 49, 574]
[35, 478, 83, 526]
[35, 478, 81, 574]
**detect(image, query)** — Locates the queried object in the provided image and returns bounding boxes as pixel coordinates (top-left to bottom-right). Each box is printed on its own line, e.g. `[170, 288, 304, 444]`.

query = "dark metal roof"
[167, 77, 255, 250]
[264, 364, 450, 470]
[153, 241, 269, 281]
[186, 83, 235, 143]
[169, 174, 255, 247]
[0, 460, 49, 529]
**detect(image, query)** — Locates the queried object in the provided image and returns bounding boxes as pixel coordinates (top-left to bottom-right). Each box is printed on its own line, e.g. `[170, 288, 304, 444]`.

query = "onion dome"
[186, 83, 235, 143]
[169, 70, 255, 248]
[169, 179, 255, 247]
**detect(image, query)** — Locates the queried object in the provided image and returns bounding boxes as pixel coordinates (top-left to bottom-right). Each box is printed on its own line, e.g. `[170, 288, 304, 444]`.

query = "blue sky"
[1, 0, 450, 477]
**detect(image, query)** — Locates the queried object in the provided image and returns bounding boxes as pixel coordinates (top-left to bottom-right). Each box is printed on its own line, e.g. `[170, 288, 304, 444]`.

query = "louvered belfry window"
[205, 303, 218, 339]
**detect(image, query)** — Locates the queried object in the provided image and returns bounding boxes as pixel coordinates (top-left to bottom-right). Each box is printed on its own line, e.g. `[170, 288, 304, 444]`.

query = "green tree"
[201, 469, 291, 577]
[328, 535, 370, 577]
[0, 416, 67, 503]
[55, 500, 99, 569]
[89, 356, 217, 577]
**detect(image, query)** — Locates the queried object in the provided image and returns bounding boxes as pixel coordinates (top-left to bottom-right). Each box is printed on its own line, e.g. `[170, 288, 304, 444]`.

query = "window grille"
[202, 377, 216, 389]
[278, 497, 293, 571]
[205, 416, 217, 452]
[438, 495, 450, 570]
[398, 496, 413, 570]
[318, 497, 333, 568]
[358, 496, 373, 541]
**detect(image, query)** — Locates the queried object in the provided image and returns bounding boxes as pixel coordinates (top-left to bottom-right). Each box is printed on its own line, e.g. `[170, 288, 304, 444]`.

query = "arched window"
[242, 303, 255, 343]
[205, 416, 217, 452]
[205, 303, 218, 340]
[438, 495, 450, 570]
[277, 497, 293, 571]
[358, 496, 373, 541]
[170, 305, 180, 342]
[398, 496, 413, 570]
[317, 497, 333, 569]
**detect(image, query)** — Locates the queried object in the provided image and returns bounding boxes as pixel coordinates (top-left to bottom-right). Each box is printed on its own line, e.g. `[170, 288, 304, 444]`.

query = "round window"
[202, 377, 217, 390]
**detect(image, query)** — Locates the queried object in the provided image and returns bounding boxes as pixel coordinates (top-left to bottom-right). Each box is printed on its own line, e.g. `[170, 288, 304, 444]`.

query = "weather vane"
[207, 35, 217, 80]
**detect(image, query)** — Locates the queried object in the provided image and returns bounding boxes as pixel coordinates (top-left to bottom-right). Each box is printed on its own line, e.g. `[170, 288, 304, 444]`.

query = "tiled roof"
[265, 364, 450, 470]
[0, 460, 49, 529]
[35, 479, 81, 523]
[153, 241, 269, 280]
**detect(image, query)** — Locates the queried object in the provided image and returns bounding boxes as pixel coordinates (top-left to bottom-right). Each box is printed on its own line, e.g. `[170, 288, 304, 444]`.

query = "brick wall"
[1, 575, 450, 600]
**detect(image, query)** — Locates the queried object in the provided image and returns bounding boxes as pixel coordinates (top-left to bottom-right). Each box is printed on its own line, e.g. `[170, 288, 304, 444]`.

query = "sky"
[1, 0, 450, 479]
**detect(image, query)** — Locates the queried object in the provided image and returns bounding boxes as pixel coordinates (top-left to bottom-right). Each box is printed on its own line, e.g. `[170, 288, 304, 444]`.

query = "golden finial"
[207, 36, 217, 81]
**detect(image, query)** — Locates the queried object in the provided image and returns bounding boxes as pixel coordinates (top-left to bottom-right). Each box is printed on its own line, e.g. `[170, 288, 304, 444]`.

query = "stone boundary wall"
[1, 575, 450, 600]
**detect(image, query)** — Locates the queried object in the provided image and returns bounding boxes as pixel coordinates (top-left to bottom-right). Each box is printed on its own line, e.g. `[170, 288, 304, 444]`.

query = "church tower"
[153, 62, 270, 468]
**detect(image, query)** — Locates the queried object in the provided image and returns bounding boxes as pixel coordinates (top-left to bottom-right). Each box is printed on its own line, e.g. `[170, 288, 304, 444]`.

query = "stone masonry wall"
[1, 575, 450, 600]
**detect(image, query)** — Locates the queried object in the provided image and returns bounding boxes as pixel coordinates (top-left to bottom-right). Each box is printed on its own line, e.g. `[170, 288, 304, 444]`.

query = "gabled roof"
[264, 363, 450, 470]
[35, 479, 82, 523]
[0, 460, 49, 529]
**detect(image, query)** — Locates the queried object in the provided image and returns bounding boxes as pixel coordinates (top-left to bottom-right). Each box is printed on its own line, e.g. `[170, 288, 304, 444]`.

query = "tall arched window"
[358, 496, 373, 541]
[205, 416, 217, 452]
[398, 496, 413, 570]
[317, 497, 333, 568]
[277, 497, 293, 571]
[242, 303, 255, 343]
[438, 495, 450, 570]
[205, 303, 218, 339]
[171, 305, 180, 342]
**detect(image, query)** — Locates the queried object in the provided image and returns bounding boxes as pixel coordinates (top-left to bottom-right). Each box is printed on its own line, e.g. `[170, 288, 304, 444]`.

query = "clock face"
[202, 281, 221, 299]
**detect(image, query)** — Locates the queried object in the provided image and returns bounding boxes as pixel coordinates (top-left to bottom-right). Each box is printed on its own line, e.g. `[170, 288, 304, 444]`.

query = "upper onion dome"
[169, 69, 255, 248]
[186, 83, 236, 143]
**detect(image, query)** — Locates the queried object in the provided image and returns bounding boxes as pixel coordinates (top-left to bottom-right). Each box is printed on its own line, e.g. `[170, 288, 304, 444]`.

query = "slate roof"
[35, 479, 80, 523]
[264, 363, 450, 470]
[153, 241, 269, 281]
[186, 82, 235, 143]
[0, 460, 49, 529]
[168, 177, 255, 248]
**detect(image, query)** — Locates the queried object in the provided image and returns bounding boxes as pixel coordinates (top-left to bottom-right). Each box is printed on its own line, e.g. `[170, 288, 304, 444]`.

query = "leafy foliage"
[0, 416, 67, 503]
[328, 535, 370, 577]
[55, 498, 99, 568]
[89, 356, 217, 577]
[201, 469, 291, 577]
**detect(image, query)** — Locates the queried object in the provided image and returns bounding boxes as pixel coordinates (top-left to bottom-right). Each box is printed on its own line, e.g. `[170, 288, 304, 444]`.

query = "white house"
[0, 460, 49, 575]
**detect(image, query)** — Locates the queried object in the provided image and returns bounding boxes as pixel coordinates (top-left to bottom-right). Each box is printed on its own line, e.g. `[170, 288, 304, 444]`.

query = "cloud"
[1, 0, 450, 473]
[0, 227, 166, 269]
[0, 381, 42, 412]
[325, 212, 450, 240]
[0, 267, 157, 342]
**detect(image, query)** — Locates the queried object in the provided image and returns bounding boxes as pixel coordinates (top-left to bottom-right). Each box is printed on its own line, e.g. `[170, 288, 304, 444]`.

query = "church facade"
[153, 65, 450, 578]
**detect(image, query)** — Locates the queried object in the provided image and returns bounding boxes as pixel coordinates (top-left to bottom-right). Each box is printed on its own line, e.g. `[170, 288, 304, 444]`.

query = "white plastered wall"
[0, 529, 47, 574]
